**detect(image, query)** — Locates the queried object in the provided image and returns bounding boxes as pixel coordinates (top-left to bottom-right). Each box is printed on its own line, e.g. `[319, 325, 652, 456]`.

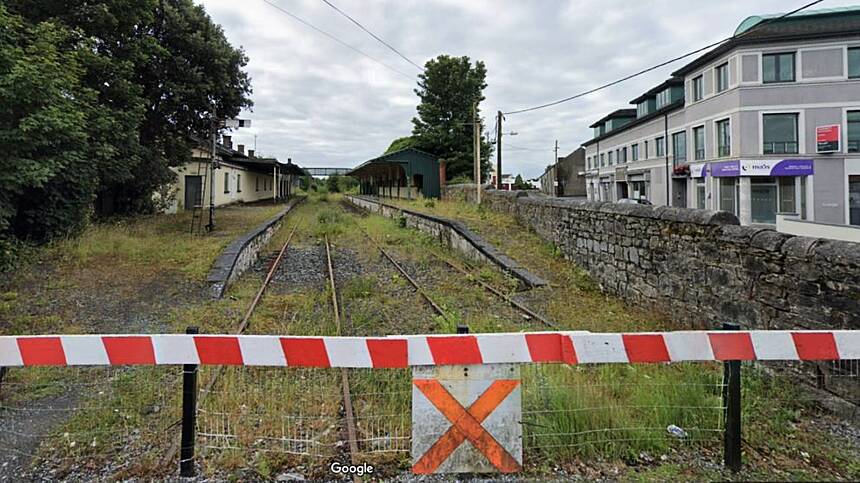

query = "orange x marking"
[412, 379, 521, 474]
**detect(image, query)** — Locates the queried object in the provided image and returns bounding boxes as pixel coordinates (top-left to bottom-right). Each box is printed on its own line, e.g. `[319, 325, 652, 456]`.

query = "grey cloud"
[201, 0, 859, 178]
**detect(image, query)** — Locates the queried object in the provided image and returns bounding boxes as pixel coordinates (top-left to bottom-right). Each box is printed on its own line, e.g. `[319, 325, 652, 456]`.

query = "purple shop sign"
[770, 159, 814, 176]
[710, 160, 740, 177]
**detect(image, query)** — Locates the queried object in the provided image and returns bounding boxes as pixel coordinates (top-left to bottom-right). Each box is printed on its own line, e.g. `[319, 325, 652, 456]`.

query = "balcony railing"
[763, 141, 798, 154]
[718, 145, 731, 157]
[695, 148, 705, 160]
[848, 140, 859, 153]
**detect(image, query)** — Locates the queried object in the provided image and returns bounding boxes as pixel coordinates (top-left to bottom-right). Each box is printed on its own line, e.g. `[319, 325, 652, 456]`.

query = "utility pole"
[554, 140, 560, 197]
[496, 111, 502, 189]
[207, 105, 217, 233]
[473, 103, 482, 204]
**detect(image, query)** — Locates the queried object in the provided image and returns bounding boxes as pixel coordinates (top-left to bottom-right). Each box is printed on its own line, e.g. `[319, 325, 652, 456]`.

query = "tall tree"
[1, 0, 252, 243]
[384, 135, 418, 154]
[411, 55, 492, 181]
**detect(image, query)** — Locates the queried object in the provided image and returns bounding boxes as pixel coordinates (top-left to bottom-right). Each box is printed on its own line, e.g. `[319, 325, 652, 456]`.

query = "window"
[631, 144, 639, 161]
[849, 47, 860, 79]
[848, 110, 860, 153]
[600, 153, 605, 167]
[720, 177, 739, 215]
[644, 140, 649, 159]
[693, 126, 705, 160]
[696, 178, 706, 209]
[224, 173, 229, 193]
[656, 89, 671, 108]
[692, 75, 703, 101]
[672, 131, 687, 164]
[608, 151, 614, 165]
[762, 53, 795, 83]
[763, 113, 799, 154]
[621, 147, 627, 163]
[716, 119, 731, 157]
[630, 180, 648, 201]
[256, 177, 260, 191]
[716, 63, 729, 92]
[656, 137, 665, 157]
[851, 175, 860, 226]
[778, 177, 795, 214]
[237, 174, 241, 192]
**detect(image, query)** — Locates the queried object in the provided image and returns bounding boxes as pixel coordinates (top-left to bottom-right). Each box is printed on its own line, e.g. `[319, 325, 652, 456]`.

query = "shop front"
[709, 159, 812, 225]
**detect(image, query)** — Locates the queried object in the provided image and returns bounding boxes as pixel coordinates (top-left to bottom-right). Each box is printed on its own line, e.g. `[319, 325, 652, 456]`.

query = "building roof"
[581, 99, 684, 147]
[347, 147, 437, 176]
[191, 136, 306, 175]
[588, 109, 637, 128]
[673, 6, 860, 76]
[629, 77, 684, 104]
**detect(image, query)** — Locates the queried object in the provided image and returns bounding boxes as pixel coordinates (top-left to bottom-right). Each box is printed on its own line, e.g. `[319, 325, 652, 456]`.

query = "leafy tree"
[513, 174, 532, 190]
[0, 6, 96, 240]
[326, 174, 341, 193]
[384, 135, 418, 154]
[1, 0, 252, 245]
[411, 55, 492, 181]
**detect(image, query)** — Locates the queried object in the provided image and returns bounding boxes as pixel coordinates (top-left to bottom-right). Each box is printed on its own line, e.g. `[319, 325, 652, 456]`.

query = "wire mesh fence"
[0, 366, 179, 479]
[0, 359, 857, 478]
[521, 362, 726, 462]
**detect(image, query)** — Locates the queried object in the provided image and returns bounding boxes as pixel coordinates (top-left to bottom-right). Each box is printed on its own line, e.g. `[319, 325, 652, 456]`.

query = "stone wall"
[346, 195, 547, 289]
[207, 196, 305, 298]
[482, 190, 860, 331]
[441, 183, 480, 203]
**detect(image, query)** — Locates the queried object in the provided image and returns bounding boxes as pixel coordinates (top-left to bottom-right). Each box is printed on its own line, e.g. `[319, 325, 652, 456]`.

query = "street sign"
[411, 364, 522, 474]
[816, 124, 840, 153]
[224, 119, 251, 128]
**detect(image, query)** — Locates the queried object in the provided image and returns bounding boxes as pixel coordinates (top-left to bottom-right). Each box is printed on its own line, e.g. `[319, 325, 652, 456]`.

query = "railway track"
[340, 198, 556, 329]
[324, 234, 361, 483]
[165, 198, 554, 474]
[162, 222, 301, 468]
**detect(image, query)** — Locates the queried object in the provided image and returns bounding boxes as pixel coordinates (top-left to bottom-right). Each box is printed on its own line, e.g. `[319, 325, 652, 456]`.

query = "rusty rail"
[162, 222, 300, 468]
[431, 252, 557, 329]
[325, 234, 360, 483]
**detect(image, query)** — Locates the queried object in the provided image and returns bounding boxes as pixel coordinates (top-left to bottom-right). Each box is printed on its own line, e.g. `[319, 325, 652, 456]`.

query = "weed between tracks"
[6, 194, 858, 480]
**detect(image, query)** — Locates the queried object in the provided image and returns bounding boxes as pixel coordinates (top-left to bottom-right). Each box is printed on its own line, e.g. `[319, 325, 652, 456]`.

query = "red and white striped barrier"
[0, 331, 858, 368]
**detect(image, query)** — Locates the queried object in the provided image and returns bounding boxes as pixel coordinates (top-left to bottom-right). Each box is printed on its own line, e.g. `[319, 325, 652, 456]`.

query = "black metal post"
[456, 325, 469, 334]
[180, 326, 199, 477]
[722, 322, 742, 472]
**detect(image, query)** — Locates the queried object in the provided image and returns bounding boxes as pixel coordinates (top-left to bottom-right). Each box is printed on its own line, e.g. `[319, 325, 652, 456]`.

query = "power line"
[504, 142, 549, 152]
[260, 0, 415, 81]
[320, 0, 423, 70]
[503, 0, 824, 115]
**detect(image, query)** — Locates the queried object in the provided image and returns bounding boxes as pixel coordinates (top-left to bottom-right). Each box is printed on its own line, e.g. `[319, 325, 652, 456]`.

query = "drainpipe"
[595, 140, 600, 201]
[664, 113, 670, 206]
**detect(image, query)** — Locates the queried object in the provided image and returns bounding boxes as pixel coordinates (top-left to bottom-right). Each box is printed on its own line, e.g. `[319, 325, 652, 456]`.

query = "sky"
[199, 0, 858, 179]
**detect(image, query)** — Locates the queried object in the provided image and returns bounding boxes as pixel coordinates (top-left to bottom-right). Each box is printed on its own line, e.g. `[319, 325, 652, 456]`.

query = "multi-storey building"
[583, 6, 860, 227]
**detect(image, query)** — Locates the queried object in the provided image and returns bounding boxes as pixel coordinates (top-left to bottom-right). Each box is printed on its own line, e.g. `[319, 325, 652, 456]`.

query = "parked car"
[617, 198, 653, 205]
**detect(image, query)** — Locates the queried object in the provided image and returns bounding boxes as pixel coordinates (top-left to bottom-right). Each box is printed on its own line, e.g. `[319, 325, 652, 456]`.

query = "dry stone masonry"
[479, 190, 859, 331]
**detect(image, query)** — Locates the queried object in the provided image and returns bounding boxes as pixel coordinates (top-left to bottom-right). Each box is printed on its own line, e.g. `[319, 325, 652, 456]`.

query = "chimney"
[248, 149, 255, 158]
[222, 135, 232, 149]
[237, 144, 245, 155]
[438, 159, 447, 191]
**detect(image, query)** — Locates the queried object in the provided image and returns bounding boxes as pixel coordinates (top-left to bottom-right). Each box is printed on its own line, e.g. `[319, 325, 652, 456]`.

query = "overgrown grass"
[56, 203, 285, 280]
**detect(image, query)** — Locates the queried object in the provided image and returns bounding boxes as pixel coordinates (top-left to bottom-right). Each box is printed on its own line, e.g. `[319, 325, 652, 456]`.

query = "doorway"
[751, 177, 778, 224]
[616, 182, 629, 200]
[850, 175, 860, 225]
[672, 178, 687, 207]
[185, 176, 203, 210]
